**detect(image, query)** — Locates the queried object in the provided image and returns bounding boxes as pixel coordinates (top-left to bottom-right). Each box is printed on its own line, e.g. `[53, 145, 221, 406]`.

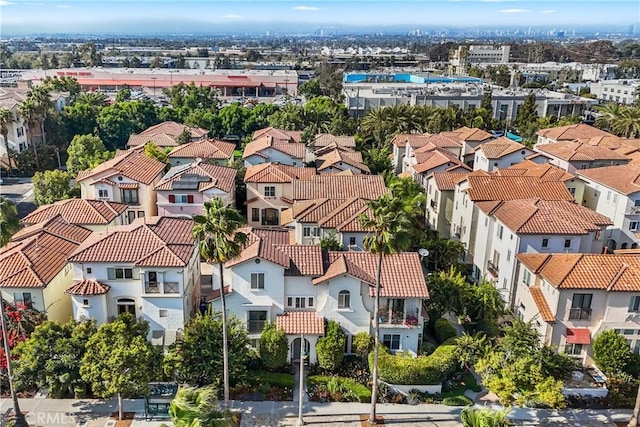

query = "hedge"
[443, 395, 473, 406]
[253, 371, 295, 389]
[435, 318, 458, 344]
[308, 375, 371, 403]
[370, 338, 458, 385]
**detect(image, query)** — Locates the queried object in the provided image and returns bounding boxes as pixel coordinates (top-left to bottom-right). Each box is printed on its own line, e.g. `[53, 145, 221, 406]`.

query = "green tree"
[14, 319, 97, 398]
[80, 314, 160, 420]
[42, 76, 81, 102]
[32, 170, 77, 205]
[424, 267, 470, 322]
[358, 194, 412, 424]
[320, 233, 344, 251]
[515, 91, 539, 130]
[0, 197, 20, 246]
[454, 332, 487, 369]
[0, 107, 15, 170]
[116, 86, 132, 103]
[298, 79, 323, 99]
[192, 198, 248, 407]
[18, 98, 41, 170]
[259, 322, 288, 371]
[169, 386, 236, 427]
[166, 313, 248, 388]
[66, 134, 113, 176]
[352, 332, 374, 358]
[592, 330, 632, 376]
[144, 141, 170, 165]
[316, 320, 347, 371]
[363, 145, 392, 175]
[467, 280, 506, 331]
[419, 230, 465, 272]
[175, 127, 192, 145]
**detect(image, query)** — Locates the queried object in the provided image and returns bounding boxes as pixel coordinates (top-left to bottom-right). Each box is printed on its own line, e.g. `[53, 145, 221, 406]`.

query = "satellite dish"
[418, 248, 430, 257]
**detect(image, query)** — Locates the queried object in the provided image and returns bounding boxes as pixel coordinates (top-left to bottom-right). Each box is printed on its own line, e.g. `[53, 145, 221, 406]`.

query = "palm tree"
[0, 108, 15, 172]
[18, 99, 40, 170]
[0, 197, 21, 246]
[27, 85, 53, 147]
[613, 106, 640, 138]
[359, 195, 412, 426]
[595, 102, 623, 133]
[192, 198, 247, 408]
[169, 386, 236, 427]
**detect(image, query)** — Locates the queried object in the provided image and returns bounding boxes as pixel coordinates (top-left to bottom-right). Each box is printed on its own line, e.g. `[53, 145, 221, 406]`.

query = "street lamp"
[0, 298, 28, 427]
[151, 77, 157, 99]
[297, 334, 308, 427]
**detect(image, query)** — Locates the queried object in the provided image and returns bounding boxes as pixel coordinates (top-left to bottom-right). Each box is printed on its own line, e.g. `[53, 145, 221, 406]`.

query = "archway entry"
[292, 337, 310, 363]
[606, 239, 617, 252]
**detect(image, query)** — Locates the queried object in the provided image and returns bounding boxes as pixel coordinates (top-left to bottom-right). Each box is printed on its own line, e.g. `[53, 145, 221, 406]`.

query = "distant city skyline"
[1, 0, 638, 35]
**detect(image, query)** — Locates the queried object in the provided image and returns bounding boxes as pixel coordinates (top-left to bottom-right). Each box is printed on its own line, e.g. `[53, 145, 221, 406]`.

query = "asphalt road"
[0, 177, 36, 219]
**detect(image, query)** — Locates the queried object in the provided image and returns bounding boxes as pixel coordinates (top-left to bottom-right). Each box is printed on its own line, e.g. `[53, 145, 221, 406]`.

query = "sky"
[1, 0, 639, 34]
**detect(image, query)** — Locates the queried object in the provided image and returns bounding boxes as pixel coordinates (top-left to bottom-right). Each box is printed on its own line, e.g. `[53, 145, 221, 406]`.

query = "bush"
[371, 338, 458, 385]
[316, 320, 347, 371]
[308, 375, 371, 403]
[419, 342, 436, 356]
[253, 371, 295, 389]
[443, 395, 473, 406]
[259, 322, 288, 371]
[352, 332, 374, 358]
[593, 330, 632, 376]
[435, 319, 458, 344]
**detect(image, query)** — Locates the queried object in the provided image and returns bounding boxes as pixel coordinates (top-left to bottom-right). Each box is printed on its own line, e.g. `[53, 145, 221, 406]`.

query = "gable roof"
[243, 135, 306, 160]
[529, 286, 556, 323]
[252, 127, 301, 143]
[391, 133, 432, 148]
[413, 148, 470, 175]
[76, 150, 166, 185]
[504, 160, 575, 182]
[127, 121, 208, 147]
[517, 253, 640, 292]
[476, 199, 612, 235]
[244, 162, 316, 183]
[69, 216, 195, 267]
[577, 163, 640, 195]
[155, 162, 237, 193]
[22, 199, 128, 226]
[477, 137, 529, 159]
[0, 216, 92, 288]
[316, 148, 370, 173]
[292, 174, 388, 200]
[536, 124, 614, 141]
[535, 141, 630, 163]
[465, 176, 573, 201]
[167, 139, 235, 160]
[431, 171, 471, 191]
[276, 311, 325, 335]
[313, 133, 356, 149]
[312, 252, 429, 298]
[444, 126, 493, 143]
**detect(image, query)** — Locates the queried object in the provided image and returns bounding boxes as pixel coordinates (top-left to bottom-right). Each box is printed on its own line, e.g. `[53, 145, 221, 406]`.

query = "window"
[248, 311, 268, 333]
[630, 221, 639, 231]
[497, 224, 504, 239]
[506, 250, 511, 262]
[108, 267, 134, 280]
[98, 189, 109, 198]
[569, 293, 592, 320]
[338, 290, 351, 309]
[250, 273, 265, 290]
[127, 211, 137, 224]
[629, 296, 640, 313]
[594, 190, 600, 198]
[382, 334, 401, 351]
[542, 238, 549, 248]
[252, 208, 259, 222]
[568, 187, 576, 196]
[287, 296, 314, 308]
[580, 164, 587, 170]
[264, 186, 276, 197]
[523, 269, 531, 286]
[116, 298, 136, 316]
[16, 127, 24, 138]
[303, 227, 310, 237]
[122, 189, 139, 204]
[13, 292, 32, 309]
[564, 239, 571, 248]
[82, 299, 89, 306]
[169, 194, 194, 204]
[349, 237, 356, 246]
[137, 211, 144, 218]
[564, 343, 583, 356]
[159, 309, 168, 318]
[86, 267, 92, 274]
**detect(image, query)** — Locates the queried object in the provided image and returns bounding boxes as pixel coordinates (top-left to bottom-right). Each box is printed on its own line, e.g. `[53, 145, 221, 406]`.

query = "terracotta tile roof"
[536, 124, 614, 141]
[536, 142, 630, 162]
[243, 135, 306, 160]
[127, 121, 208, 147]
[413, 148, 469, 175]
[577, 163, 640, 195]
[476, 199, 611, 235]
[252, 127, 301, 143]
[119, 183, 139, 189]
[69, 216, 195, 267]
[529, 286, 556, 323]
[0, 216, 91, 288]
[316, 148, 370, 173]
[292, 174, 388, 200]
[225, 227, 292, 268]
[205, 285, 231, 302]
[443, 126, 493, 142]
[424, 134, 463, 149]
[465, 176, 573, 201]
[313, 252, 429, 298]
[318, 198, 372, 232]
[504, 160, 574, 182]
[313, 134, 356, 148]
[76, 150, 166, 185]
[244, 162, 316, 183]
[127, 133, 180, 148]
[168, 139, 235, 160]
[517, 253, 640, 292]
[289, 198, 346, 223]
[276, 245, 325, 276]
[575, 136, 640, 154]
[276, 311, 325, 335]
[391, 133, 432, 148]
[155, 162, 237, 193]
[22, 199, 128, 226]
[566, 327, 591, 344]
[431, 171, 471, 191]
[65, 279, 110, 296]
[477, 137, 529, 159]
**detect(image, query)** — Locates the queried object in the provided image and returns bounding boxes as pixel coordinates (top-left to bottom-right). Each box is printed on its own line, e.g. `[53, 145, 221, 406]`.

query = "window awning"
[566, 328, 591, 344]
[119, 183, 139, 189]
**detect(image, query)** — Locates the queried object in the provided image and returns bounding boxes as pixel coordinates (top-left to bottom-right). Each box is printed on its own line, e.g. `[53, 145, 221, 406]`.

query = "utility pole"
[297, 334, 307, 426]
[629, 382, 640, 427]
[0, 298, 28, 427]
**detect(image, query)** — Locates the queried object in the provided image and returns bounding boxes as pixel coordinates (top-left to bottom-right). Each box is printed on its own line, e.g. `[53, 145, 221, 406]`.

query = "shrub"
[443, 395, 473, 406]
[352, 332, 374, 358]
[308, 375, 371, 403]
[253, 371, 295, 389]
[593, 330, 632, 376]
[419, 342, 436, 356]
[371, 338, 458, 385]
[316, 320, 347, 371]
[460, 407, 511, 427]
[435, 319, 458, 344]
[259, 322, 288, 371]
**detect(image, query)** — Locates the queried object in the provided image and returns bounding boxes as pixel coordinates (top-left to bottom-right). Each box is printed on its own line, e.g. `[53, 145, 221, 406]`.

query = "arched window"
[632, 243, 638, 249]
[621, 243, 628, 249]
[117, 298, 136, 317]
[338, 290, 351, 309]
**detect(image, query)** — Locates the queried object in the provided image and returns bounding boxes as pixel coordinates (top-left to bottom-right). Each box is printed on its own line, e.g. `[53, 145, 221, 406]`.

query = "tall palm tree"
[18, 99, 40, 170]
[27, 85, 53, 147]
[613, 106, 640, 138]
[0, 197, 21, 246]
[192, 198, 247, 408]
[0, 108, 15, 172]
[359, 195, 412, 426]
[594, 102, 623, 133]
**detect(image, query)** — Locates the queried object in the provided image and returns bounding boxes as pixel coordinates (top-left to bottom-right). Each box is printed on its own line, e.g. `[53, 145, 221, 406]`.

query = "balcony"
[627, 205, 640, 215]
[144, 282, 180, 294]
[248, 320, 266, 333]
[145, 282, 160, 293]
[487, 260, 499, 277]
[569, 308, 592, 321]
[377, 307, 420, 327]
[163, 282, 179, 294]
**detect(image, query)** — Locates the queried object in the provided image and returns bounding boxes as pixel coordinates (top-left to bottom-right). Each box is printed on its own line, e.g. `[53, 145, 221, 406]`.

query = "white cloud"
[56, 4, 71, 8]
[500, 8, 530, 13]
[0, 1, 16, 6]
[540, 9, 556, 14]
[223, 14, 243, 19]
[293, 6, 320, 11]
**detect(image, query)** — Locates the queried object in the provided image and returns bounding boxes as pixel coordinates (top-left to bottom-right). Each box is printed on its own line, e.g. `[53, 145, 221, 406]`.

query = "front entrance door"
[292, 337, 310, 363]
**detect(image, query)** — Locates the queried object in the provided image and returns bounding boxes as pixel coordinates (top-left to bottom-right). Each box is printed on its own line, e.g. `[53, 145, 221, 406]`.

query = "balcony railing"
[569, 308, 592, 321]
[144, 282, 180, 294]
[627, 205, 640, 215]
[145, 282, 160, 293]
[378, 307, 420, 327]
[248, 320, 266, 333]
[163, 282, 179, 294]
[487, 260, 499, 277]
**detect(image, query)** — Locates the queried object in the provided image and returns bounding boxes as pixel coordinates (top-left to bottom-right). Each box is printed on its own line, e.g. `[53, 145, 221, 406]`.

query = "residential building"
[67, 216, 200, 347]
[577, 163, 640, 250]
[536, 124, 614, 146]
[292, 174, 388, 201]
[315, 147, 370, 175]
[244, 163, 316, 227]
[127, 121, 208, 149]
[391, 133, 432, 174]
[76, 150, 166, 223]
[155, 161, 237, 216]
[502, 160, 584, 203]
[572, 136, 640, 166]
[253, 127, 302, 144]
[0, 215, 92, 322]
[473, 137, 535, 172]
[21, 199, 128, 231]
[425, 171, 469, 238]
[243, 134, 306, 167]
[441, 127, 493, 168]
[409, 147, 471, 186]
[514, 253, 640, 364]
[311, 134, 356, 151]
[590, 79, 640, 105]
[167, 138, 236, 167]
[534, 141, 630, 174]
